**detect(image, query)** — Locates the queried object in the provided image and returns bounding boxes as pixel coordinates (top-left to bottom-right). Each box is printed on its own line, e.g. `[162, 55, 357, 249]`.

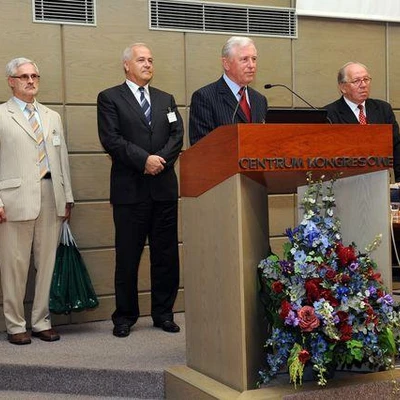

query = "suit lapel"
[120, 83, 151, 128]
[7, 99, 36, 141]
[364, 99, 378, 124]
[217, 78, 247, 123]
[149, 87, 160, 129]
[248, 88, 261, 122]
[36, 103, 50, 139]
[337, 97, 359, 123]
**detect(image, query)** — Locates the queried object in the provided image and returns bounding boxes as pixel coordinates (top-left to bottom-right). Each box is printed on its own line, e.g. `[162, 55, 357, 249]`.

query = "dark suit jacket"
[189, 76, 268, 145]
[97, 83, 184, 203]
[325, 96, 400, 181]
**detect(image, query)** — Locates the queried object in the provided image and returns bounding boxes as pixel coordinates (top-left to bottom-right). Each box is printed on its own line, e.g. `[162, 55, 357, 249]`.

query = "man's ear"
[222, 57, 230, 72]
[7, 76, 14, 89]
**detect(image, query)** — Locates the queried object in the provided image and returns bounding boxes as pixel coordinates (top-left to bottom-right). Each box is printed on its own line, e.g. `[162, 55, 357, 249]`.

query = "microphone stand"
[231, 87, 246, 124]
[264, 83, 319, 110]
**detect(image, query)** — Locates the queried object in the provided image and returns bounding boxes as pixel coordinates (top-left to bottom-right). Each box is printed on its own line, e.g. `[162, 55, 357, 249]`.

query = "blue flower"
[257, 173, 400, 388]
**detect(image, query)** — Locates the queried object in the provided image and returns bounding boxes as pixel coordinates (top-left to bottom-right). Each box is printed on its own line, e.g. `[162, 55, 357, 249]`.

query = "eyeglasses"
[344, 77, 372, 86]
[10, 74, 40, 82]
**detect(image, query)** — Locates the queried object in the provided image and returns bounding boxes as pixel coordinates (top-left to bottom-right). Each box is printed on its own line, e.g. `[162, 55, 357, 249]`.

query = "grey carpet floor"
[0, 313, 186, 399]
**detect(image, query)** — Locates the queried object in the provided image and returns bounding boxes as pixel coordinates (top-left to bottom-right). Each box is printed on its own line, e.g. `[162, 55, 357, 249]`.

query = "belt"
[42, 172, 52, 179]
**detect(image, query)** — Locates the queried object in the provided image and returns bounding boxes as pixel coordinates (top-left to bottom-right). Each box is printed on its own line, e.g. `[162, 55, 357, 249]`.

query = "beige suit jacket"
[0, 98, 73, 221]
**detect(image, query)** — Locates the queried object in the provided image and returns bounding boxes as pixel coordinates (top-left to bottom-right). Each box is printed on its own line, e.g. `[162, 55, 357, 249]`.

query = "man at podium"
[189, 36, 268, 146]
[325, 61, 400, 182]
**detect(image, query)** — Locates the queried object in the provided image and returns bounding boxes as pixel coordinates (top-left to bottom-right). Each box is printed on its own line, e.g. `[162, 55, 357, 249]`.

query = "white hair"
[221, 36, 255, 58]
[5, 57, 39, 77]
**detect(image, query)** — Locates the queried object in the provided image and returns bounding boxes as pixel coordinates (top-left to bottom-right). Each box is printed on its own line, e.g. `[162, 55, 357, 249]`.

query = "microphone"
[264, 83, 319, 110]
[231, 87, 246, 124]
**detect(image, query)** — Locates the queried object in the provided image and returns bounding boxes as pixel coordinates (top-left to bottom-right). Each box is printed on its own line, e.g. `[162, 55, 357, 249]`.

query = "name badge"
[53, 135, 61, 146]
[167, 111, 177, 123]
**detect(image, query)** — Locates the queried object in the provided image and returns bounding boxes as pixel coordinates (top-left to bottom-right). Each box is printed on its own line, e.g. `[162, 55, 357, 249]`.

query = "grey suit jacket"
[0, 98, 74, 221]
[189, 76, 268, 145]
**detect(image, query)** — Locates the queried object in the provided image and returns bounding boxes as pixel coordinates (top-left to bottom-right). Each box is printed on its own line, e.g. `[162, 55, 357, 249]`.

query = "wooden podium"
[166, 124, 393, 399]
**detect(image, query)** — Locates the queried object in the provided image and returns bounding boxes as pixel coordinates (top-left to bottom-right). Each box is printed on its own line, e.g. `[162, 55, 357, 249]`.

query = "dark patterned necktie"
[139, 87, 151, 124]
[239, 87, 251, 122]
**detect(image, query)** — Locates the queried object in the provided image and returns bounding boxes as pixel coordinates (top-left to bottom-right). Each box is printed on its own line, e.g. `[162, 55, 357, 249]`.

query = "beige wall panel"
[69, 201, 182, 249]
[69, 202, 114, 248]
[81, 245, 184, 297]
[388, 25, 400, 108]
[63, 0, 185, 104]
[134, 290, 185, 319]
[66, 106, 103, 152]
[268, 194, 295, 236]
[294, 17, 386, 108]
[183, 108, 190, 150]
[80, 249, 115, 296]
[0, 1, 62, 103]
[179, 107, 189, 151]
[270, 237, 289, 259]
[395, 111, 400, 127]
[70, 154, 110, 201]
[71, 289, 184, 324]
[70, 296, 114, 324]
[185, 34, 292, 106]
[51, 313, 71, 327]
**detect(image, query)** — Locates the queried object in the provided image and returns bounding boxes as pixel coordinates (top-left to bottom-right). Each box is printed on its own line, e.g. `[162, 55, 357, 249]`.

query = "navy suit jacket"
[97, 83, 184, 203]
[189, 76, 268, 145]
[325, 96, 400, 181]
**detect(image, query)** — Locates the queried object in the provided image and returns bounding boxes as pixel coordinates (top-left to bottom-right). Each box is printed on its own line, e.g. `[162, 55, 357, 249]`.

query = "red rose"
[336, 311, 349, 323]
[372, 272, 382, 283]
[298, 306, 320, 332]
[298, 349, 311, 364]
[325, 268, 337, 281]
[366, 267, 374, 278]
[339, 323, 352, 341]
[365, 303, 378, 326]
[341, 274, 351, 284]
[279, 300, 292, 319]
[305, 278, 322, 303]
[320, 289, 339, 307]
[336, 243, 357, 267]
[271, 281, 284, 293]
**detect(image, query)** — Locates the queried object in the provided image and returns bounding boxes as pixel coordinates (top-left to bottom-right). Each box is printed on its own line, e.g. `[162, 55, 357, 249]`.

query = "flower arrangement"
[258, 173, 400, 388]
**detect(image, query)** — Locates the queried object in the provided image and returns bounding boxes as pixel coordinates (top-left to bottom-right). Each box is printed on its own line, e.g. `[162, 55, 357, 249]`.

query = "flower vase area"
[258, 173, 400, 389]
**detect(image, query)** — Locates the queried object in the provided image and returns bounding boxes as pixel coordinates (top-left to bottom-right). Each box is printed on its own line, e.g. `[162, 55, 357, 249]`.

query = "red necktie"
[358, 104, 367, 125]
[239, 87, 251, 122]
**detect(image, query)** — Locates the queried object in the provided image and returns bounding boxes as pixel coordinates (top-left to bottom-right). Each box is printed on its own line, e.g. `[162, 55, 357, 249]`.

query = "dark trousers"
[112, 199, 179, 327]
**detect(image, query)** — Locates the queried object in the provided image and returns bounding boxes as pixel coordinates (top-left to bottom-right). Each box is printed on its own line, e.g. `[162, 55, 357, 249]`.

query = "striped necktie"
[139, 87, 151, 124]
[26, 103, 50, 178]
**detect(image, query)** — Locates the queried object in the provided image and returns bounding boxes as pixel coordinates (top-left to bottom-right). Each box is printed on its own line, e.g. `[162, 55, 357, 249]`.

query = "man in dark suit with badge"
[325, 61, 400, 182]
[97, 43, 183, 337]
[189, 36, 268, 146]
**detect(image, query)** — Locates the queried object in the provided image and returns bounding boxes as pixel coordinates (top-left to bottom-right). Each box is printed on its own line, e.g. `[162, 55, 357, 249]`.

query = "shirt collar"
[343, 96, 366, 113]
[223, 74, 243, 97]
[13, 96, 37, 112]
[126, 79, 150, 95]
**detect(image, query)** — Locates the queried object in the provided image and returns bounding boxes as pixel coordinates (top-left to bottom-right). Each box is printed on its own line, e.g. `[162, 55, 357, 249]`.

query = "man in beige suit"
[0, 57, 74, 345]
